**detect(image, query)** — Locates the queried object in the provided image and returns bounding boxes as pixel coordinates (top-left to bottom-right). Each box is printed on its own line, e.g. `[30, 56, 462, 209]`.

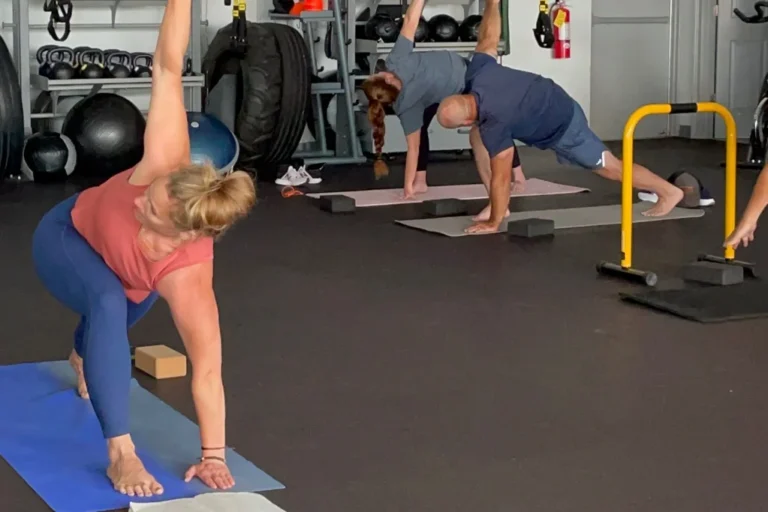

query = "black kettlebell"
[72, 46, 91, 66]
[47, 48, 76, 80]
[78, 49, 105, 79]
[36, 44, 60, 76]
[103, 48, 121, 60]
[131, 53, 153, 78]
[106, 51, 132, 79]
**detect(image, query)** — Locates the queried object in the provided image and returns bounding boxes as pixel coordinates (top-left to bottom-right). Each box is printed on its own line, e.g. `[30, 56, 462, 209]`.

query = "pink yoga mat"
[306, 178, 589, 207]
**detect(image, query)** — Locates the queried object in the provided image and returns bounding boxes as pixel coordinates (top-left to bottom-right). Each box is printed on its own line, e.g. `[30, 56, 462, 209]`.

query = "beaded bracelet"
[200, 455, 226, 464]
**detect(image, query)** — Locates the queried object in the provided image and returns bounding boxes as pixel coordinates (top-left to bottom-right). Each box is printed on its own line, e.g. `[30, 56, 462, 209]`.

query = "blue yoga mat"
[0, 361, 284, 512]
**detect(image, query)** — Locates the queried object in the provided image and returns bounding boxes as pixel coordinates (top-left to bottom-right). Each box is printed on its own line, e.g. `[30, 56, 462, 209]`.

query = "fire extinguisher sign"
[551, 1, 571, 59]
[553, 10, 568, 37]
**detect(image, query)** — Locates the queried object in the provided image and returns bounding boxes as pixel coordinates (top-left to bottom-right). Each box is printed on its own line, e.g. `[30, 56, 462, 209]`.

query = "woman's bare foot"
[107, 437, 164, 497]
[473, 203, 511, 222]
[642, 186, 684, 217]
[68, 349, 89, 399]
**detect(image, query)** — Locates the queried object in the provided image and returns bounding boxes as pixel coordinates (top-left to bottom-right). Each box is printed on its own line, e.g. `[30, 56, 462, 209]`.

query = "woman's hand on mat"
[184, 458, 235, 489]
[465, 221, 501, 234]
[402, 185, 415, 200]
[724, 219, 757, 249]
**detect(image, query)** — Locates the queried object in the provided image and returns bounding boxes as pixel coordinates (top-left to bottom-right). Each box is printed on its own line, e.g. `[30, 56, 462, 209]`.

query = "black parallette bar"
[669, 102, 698, 114]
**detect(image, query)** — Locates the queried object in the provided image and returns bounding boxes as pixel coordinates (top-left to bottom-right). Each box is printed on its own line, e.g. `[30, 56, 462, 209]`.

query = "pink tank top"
[71, 169, 214, 303]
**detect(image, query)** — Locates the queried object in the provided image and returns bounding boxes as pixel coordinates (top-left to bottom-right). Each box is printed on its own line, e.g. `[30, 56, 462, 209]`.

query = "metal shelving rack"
[356, 0, 510, 69]
[6, 0, 207, 135]
[270, 7, 366, 165]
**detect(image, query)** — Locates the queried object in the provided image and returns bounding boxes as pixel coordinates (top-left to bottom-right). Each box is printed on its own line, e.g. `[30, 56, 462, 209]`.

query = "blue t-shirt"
[465, 53, 575, 158]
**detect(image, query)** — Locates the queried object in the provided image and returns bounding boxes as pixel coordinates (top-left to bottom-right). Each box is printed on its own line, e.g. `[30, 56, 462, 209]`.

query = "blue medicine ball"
[187, 112, 239, 173]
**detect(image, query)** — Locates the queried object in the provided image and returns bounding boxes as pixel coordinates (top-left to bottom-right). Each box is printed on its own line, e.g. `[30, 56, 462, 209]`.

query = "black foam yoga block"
[422, 198, 468, 217]
[507, 218, 555, 238]
[682, 261, 744, 286]
[317, 195, 356, 213]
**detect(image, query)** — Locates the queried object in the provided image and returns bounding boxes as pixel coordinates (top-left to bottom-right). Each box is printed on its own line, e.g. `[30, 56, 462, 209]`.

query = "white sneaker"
[296, 165, 322, 184]
[275, 166, 307, 186]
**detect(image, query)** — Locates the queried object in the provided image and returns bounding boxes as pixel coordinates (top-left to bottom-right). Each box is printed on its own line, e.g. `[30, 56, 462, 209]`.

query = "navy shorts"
[551, 101, 609, 170]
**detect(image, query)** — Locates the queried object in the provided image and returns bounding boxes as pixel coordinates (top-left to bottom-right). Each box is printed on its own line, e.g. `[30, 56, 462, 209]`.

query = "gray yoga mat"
[395, 203, 706, 238]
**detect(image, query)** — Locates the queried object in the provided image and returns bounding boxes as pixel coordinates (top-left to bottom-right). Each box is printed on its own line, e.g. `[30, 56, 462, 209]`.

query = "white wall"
[500, 0, 592, 121]
[590, 0, 673, 141]
[671, 0, 717, 139]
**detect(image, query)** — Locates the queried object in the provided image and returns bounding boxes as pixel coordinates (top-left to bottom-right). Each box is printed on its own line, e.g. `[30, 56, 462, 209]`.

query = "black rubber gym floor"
[3, 138, 768, 512]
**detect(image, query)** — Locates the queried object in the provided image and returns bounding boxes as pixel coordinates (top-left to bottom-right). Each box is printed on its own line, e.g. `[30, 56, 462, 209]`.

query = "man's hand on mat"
[465, 221, 501, 234]
[724, 219, 757, 249]
[185, 458, 235, 489]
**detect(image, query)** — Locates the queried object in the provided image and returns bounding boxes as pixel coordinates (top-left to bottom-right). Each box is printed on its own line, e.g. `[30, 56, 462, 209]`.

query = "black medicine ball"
[62, 93, 146, 179]
[21, 132, 77, 183]
[459, 14, 482, 42]
[428, 14, 460, 42]
[365, 13, 399, 43]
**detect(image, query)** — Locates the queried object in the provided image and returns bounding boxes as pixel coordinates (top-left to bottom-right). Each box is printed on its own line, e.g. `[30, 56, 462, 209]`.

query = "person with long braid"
[31, 0, 255, 497]
[361, 0, 525, 221]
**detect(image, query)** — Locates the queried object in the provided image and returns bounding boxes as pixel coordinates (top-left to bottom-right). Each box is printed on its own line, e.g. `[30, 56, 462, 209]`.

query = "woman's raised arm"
[132, 0, 192, 185]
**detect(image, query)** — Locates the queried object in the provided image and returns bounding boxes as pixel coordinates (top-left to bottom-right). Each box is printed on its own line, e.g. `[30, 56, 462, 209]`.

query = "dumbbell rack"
[6, 0, 208, 135]
[356, 0, 510, 61]
[269, 6, 366, 165]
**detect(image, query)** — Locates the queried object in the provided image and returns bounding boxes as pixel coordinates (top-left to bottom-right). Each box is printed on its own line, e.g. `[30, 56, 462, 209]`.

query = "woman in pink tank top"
[31, 0, 255, 498]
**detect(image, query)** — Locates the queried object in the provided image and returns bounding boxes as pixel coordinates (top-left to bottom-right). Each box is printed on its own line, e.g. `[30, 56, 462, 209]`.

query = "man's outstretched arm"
[475, 0, 501, 57]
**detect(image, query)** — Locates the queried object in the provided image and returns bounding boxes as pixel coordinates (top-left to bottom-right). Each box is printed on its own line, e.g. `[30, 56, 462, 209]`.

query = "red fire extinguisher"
[551, 0, 571, 59]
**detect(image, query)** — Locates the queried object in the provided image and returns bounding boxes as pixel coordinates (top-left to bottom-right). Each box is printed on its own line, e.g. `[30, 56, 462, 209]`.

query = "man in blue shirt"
[436, 0, 684, 234]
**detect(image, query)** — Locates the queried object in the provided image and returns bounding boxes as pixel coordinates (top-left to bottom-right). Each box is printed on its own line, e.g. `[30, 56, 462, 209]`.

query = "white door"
[591, 0, 673, 140]
[715, 0, 768, 139]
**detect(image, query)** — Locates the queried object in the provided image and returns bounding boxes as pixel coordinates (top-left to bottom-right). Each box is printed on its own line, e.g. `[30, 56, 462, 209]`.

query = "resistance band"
[44, 0, 73, 42]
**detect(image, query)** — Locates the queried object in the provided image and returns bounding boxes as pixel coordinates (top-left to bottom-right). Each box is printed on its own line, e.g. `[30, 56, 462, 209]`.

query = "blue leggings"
[32, 195, 158, 439]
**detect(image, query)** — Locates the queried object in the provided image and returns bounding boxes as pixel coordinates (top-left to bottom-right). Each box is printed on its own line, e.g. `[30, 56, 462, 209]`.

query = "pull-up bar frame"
[597, 102, 739, 286]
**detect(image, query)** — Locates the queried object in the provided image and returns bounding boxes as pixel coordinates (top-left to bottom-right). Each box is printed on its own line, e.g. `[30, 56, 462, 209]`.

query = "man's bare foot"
[473, 204, 511, 222]
[511, 167, 526, 193]
[107, 451, 164, 497]
[68, 350, 89, 399]
[642, 186, 684, 217]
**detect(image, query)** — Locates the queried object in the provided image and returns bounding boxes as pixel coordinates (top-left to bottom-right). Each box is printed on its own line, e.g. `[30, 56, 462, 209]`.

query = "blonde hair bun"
[166, 163, 256, 239]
